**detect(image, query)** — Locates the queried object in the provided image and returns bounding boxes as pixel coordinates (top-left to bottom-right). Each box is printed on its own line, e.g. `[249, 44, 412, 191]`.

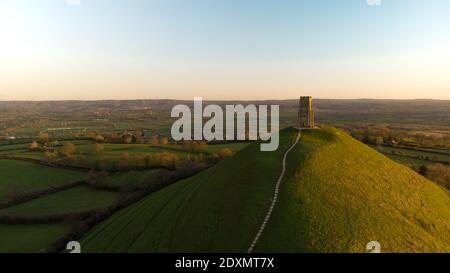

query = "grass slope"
[256, 126, 450, 253]
[81, 129, 297, 252]
[0, 160, 86, 203]
[102, 169, 167, 187]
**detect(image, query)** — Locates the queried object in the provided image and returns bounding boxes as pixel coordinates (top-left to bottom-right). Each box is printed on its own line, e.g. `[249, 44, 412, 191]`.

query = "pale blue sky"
[1, 0, 449, 100]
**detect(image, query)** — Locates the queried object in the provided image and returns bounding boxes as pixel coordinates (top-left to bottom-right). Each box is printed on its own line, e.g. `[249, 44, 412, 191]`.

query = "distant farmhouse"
[298, 96, 315, 128]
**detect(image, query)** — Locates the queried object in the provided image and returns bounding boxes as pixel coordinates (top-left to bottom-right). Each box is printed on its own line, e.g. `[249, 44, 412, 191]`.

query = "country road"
[248, 129, 302, 253]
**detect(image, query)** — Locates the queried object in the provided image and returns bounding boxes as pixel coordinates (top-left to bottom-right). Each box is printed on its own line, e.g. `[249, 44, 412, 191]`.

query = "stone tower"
[298, 96, 314, 128]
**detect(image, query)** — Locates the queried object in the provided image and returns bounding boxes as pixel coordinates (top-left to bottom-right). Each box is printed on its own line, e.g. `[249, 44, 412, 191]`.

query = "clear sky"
[1, 0, 449, 100]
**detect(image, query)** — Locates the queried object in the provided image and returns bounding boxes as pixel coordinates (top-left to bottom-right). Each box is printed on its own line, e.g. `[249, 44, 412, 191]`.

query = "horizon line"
[0, 98, 449, 102]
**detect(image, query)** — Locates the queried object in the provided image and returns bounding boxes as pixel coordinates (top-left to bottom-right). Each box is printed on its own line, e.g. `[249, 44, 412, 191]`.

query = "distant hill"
[81, 127, 450, 253]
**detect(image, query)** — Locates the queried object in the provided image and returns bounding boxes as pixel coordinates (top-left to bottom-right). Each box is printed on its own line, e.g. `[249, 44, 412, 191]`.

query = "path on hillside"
[247, 130, 301, 253]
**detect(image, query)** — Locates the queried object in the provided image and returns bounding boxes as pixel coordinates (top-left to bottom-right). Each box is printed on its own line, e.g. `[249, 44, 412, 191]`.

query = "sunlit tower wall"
[298, 96, 315, 128]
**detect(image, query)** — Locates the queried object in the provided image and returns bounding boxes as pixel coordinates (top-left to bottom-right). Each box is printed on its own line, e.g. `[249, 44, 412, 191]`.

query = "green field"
[0, 159, 87, 203]
[13, 144, 191, 170]
[80, 129, 297, 252]
[0, 224, 66, 253]
[11, 142, 249, 171]
[0, 185, 118, 217]
[0, 143, 28, 153]
[257, 127, 450, 252]
[0, 139, 93, 152]
[384, 154, 431, 169]
[370, 145, 450, 163]
[75, 142, 249, 157]
[77, 143, 191, 156]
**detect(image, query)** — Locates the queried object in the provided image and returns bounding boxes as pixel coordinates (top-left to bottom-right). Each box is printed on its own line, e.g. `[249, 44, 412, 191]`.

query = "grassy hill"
[80, 127, 450, 253]
[256, 127, 450, 252]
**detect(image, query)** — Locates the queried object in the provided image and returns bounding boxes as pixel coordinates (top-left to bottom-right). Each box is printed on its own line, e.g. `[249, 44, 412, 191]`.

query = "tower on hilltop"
[298, 96, 314, 128]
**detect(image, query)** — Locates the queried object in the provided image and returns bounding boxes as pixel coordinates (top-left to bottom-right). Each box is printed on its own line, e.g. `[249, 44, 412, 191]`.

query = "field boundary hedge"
[0, 209, 98, 225]
[0, 155, 174, 173]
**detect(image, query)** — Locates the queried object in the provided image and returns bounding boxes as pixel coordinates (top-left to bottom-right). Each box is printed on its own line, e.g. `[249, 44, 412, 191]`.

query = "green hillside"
[81, 129, 298, 252]
[256, 127, 450, 252]
[80, 127, 450, 253]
